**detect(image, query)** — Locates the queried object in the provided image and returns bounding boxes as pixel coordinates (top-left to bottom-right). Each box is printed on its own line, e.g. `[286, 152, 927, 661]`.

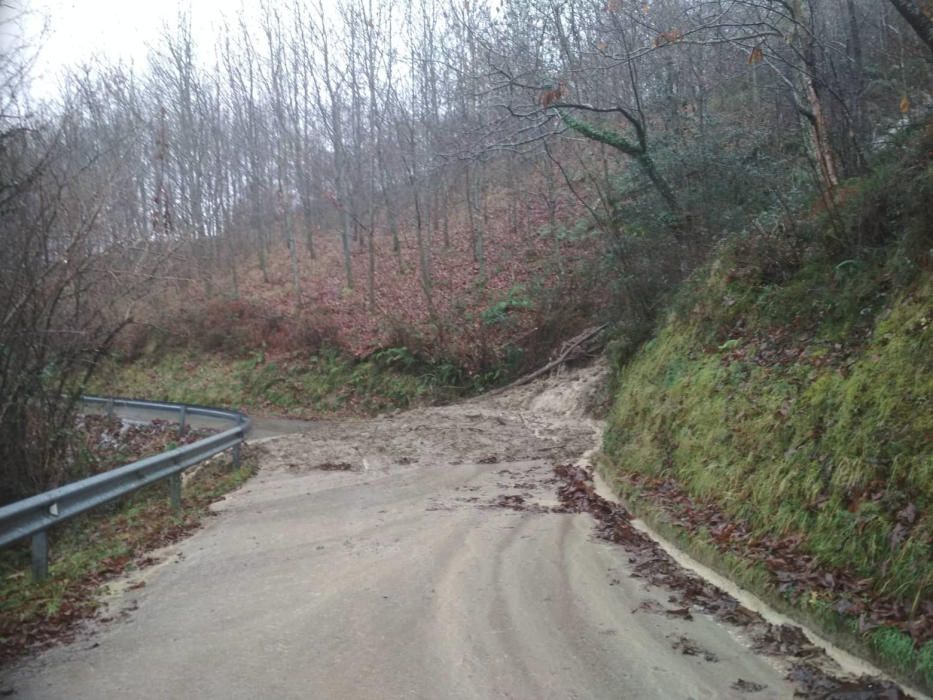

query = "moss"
[603, 144, 932, 689]
[868, 629, 933, 690]
[607, 258, 932, 594]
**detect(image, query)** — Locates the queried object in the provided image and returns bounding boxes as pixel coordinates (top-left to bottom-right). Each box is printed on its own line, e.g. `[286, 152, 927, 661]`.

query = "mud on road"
[3, 362, 912, 699]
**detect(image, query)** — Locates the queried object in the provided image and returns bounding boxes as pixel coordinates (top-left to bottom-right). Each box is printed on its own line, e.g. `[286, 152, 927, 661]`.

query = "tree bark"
[557, 109, 682, 217]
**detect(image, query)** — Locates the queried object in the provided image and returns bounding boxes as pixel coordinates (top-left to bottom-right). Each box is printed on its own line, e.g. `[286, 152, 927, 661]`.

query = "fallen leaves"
[752, 623, 818, 658]
[621, 470, 932, 646]
[75, 415, 213, 478]
[144, 178, 602, 374]
[549, 464, 913, 698]
[672, 635, 719, 662]
[732, 678, 768, 693]
[310, 461, 357, 472]
[665, 607, 694, 621]
[890, 503, 920, 551]
[788, 663, 909, 699]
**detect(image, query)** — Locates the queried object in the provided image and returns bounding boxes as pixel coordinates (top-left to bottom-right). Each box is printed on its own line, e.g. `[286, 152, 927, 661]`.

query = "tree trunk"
[791, 0, 841, 193]
[557, 109, 682, 218]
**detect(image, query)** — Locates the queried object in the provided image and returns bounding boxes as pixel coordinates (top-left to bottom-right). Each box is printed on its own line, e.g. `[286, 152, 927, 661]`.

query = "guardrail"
[0, 396, 251, 581]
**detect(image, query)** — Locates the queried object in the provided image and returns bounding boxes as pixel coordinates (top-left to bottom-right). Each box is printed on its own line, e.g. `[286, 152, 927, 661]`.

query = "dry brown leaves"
[622, 471, 931, 646]
[550, 464, 911, 699]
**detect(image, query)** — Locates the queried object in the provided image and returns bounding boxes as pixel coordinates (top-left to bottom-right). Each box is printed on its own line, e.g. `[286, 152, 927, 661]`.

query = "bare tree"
[0, 74, 156, 501]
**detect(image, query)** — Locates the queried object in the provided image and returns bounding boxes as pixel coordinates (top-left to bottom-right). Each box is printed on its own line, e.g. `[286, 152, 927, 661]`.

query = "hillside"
[3, 1, 933, 691]
[93, 175, 606, 416]
[600, 125, 933, 690]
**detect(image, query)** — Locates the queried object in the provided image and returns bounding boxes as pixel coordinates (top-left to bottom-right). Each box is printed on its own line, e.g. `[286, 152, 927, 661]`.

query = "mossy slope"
[606, 274, 931, 593]
[603, 127, 932, 687]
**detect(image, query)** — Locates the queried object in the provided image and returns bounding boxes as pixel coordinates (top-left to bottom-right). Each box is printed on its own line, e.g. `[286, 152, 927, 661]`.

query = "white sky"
[2, 0, 249, 99]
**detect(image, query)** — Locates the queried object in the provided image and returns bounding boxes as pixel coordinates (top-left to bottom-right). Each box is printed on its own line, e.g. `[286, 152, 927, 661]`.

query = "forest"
[1, 0, 932, 691]
[2, 0, 928, 498]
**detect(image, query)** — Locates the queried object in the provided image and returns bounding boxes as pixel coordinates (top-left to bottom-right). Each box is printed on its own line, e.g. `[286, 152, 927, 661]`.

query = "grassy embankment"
[90, 346, 507, 418]
[600, 128, 932, 690]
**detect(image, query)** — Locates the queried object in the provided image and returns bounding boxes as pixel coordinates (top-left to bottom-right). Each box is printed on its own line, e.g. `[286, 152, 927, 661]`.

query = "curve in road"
[3, 364, 911, 699]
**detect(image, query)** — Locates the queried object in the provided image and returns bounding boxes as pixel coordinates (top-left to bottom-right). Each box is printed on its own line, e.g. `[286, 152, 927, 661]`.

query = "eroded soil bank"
[2, 361, 916, 699]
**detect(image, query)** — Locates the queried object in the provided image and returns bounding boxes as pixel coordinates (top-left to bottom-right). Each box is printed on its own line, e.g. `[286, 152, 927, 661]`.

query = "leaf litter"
[620, 470, 930, 647]
[550, 463, 912, 699]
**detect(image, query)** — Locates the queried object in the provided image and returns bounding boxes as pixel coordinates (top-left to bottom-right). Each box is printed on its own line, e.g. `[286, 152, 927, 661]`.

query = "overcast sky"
[2, 0, 246, 99]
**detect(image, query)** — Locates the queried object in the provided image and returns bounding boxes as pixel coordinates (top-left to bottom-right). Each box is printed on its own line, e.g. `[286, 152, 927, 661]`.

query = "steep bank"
[90, 349, 447, 418]
[600, 126, 932, 690]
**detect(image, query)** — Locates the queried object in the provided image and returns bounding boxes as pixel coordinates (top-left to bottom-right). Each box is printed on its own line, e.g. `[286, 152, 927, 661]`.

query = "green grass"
[605, 262, 932, 598]
[89, 347, 481, 417]
[601, 134, 933, 690]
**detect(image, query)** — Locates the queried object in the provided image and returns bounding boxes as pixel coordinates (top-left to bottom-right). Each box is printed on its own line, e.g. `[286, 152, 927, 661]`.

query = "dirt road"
[3, 363, 903, 699]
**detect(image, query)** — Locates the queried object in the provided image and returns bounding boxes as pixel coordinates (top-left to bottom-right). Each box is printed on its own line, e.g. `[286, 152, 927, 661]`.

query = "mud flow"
[3, 361, 916, 700]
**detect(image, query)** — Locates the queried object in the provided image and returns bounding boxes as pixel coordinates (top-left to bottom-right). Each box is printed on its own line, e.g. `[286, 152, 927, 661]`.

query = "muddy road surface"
[4, 363, 907, 699]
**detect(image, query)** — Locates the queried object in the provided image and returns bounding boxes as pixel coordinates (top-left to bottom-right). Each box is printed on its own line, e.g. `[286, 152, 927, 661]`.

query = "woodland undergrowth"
[101, 182, 606, 414]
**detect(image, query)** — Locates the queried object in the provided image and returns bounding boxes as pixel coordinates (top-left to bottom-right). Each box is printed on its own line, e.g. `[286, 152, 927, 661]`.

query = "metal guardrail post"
[178, 405, 188, 436]
[168, 474, 182, 513]
[31, 531, 48, 581]
[1, 396, 252, 585]
[233, 414, 244, 467]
